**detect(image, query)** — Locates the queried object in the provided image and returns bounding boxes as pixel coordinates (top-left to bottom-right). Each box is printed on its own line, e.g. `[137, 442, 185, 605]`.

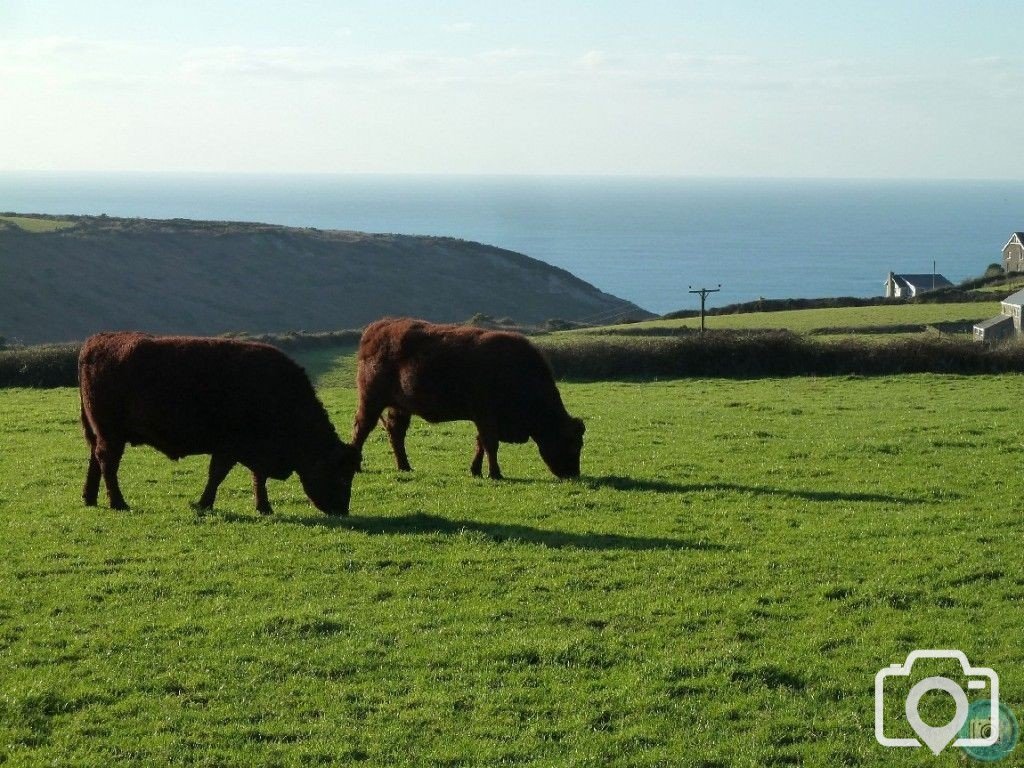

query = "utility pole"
[933, 260, 936, 291]
[688, 284, 721, 332]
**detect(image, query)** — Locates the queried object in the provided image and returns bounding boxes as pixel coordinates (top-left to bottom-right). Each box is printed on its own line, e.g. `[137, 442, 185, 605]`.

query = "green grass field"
[3, 372, 1023, 766]
[580, 302, 1000, 334]
[0, 215, 76, 233]
[974, 278, 1024, 295]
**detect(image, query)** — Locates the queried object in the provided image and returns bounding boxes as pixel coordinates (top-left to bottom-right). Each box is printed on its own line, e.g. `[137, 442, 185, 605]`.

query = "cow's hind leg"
[196, 454, 235, 510]
[252, 473, 273, 515]
[96, 438, 129, 510]
[382, 408, 413, 471]
[81, 406, 101, 506]
[83, 454, 101, 506]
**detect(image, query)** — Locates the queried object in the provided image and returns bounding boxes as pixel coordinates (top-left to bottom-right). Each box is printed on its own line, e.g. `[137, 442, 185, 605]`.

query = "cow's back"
[357, 318, 562, 426]
[80, 333, 325, 463]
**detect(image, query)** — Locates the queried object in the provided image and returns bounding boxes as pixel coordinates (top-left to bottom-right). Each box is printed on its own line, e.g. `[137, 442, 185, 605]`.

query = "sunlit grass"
[2, 376, 1022, 766]
[0, 215, 76, 233]
[580, 301, 999, 334]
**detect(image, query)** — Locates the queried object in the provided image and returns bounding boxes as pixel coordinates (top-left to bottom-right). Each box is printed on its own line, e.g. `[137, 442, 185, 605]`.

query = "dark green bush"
[6, 329, 1024, 388]
[0, 331, 367, 388]
[242, 330, 364, 351]
[538, 331, 1024, 381]
[0, 345, 80, 388]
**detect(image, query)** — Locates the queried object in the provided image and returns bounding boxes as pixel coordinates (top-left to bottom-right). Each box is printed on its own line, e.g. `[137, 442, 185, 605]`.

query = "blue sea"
[2, 173, 1022, 315]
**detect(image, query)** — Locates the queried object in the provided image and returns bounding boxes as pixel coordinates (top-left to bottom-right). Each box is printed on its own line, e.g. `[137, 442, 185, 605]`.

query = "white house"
[973, 288, 1024, 343]
[884, 272, 953, 299]
[1003, 232, 1024, 273]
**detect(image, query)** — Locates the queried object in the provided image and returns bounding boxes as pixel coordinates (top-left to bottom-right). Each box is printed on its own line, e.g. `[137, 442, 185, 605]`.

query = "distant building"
[1003, 233, 1024, 274]
[973, 288, 1024, 343]
[884, 272, 953, 299]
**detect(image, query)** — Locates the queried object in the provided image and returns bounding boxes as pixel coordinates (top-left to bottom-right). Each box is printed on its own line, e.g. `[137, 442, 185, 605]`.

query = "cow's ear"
[572, 417, 586, 437]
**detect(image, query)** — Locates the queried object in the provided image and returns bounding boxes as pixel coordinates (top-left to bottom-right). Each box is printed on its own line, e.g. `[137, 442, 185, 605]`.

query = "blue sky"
[2, 1, 1022, 176]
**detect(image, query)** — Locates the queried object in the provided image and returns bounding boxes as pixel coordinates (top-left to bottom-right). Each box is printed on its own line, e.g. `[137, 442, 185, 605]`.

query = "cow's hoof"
[257, 506, 274, 516]
[488, 472, 504, 481]
[83, 497, 98, 507]
[110, 500, 130, 511]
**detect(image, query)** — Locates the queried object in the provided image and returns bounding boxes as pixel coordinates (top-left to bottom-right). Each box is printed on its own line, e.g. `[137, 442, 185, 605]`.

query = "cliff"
[0, 214, 651, 344]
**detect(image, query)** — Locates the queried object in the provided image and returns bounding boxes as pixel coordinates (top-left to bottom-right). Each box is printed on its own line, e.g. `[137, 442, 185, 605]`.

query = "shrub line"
[5, 330, 1024, 388]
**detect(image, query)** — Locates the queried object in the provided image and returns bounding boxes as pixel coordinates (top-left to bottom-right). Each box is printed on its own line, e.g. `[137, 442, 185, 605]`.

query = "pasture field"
[0, 215, 76, 233]
[584, 301, 1000, 335]
[974, 278, 1024, 295]
[2, 374, 1024, 767]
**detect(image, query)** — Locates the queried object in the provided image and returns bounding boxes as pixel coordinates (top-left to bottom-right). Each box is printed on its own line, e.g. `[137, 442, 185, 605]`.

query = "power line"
[688, 284, 721, 332]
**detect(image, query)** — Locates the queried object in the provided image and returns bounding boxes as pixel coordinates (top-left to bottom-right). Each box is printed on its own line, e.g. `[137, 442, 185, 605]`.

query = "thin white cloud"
[443, 22, 476, 33]
[576, 50, 608, 70]
[179, 45, 336, 77]
[0, 35, 140, 61]
[0, 35, 165, 83]
[969, 56, 1014, 68]
[478, 48, 548, 64]
[11, 34, 1010, 112]
[177, 45, 559, 89]
[664, 53, 756, 67]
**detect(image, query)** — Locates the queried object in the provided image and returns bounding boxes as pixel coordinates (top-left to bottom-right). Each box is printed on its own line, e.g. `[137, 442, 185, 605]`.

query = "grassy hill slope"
[0, 214, 650, 344]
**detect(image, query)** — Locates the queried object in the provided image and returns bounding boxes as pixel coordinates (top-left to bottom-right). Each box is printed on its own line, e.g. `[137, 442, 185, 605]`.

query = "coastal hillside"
[0, 214, 651, 344]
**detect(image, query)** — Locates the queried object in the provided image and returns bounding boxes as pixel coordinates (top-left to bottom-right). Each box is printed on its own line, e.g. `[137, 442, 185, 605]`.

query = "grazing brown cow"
[79, 332, 359, 515]
[352, 318, 584, 479]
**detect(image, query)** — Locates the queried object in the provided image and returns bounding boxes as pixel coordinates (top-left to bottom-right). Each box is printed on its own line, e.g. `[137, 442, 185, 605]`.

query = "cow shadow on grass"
[281, 511, 721, 552]
[583, 475, 935, 505]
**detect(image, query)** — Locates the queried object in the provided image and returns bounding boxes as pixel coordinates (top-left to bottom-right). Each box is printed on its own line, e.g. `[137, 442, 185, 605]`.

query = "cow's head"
[300, 442, 361, 516]
[536, 416, 585, 479]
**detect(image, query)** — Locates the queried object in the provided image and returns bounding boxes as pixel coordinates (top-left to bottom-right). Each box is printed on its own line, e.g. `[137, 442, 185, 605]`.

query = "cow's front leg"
[252, 473, 273, 515]
[383, 408, 413, 471]
[475, 425, 503, 480]
[196, 453, 235, 509]
[470, 434, 485, 477]
[350, 397, 387, 471]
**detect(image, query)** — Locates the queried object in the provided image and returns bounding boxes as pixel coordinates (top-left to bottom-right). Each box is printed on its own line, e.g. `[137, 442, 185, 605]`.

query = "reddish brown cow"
[79, 332, 359, 515]
[352, 318, 584, 479]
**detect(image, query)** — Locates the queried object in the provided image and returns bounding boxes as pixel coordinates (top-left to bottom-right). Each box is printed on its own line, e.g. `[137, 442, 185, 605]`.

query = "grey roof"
[975, 314, 1014, 330]
[892, 273, 954, 291]
[1002, 288, 1024, 307]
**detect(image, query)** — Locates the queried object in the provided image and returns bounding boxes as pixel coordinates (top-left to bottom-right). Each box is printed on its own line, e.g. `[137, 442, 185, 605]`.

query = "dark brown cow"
[79, 332, 359, 515]
[352, 318, 584, 479]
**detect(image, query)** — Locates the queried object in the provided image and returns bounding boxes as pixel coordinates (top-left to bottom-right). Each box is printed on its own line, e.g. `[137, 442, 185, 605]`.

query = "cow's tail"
[80, 394, 97, 448]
